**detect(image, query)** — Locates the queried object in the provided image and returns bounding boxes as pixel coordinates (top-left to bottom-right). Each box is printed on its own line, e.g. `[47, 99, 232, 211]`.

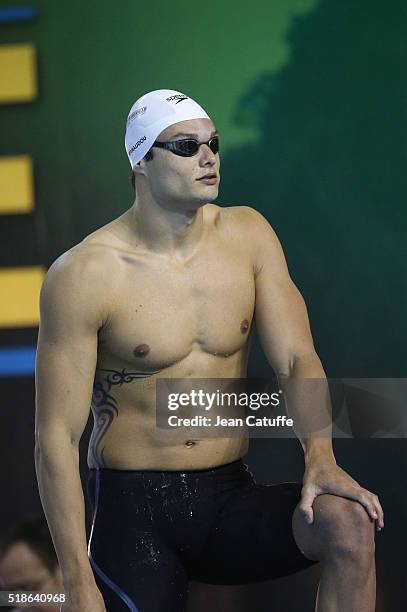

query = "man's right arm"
[35, 251, 108, 610]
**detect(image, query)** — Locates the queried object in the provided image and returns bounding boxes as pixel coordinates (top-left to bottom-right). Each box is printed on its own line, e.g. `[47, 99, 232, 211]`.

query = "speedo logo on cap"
[128, 135, 147, 155]
[166, 94, 188, 104]
[127, 106, 147, 125]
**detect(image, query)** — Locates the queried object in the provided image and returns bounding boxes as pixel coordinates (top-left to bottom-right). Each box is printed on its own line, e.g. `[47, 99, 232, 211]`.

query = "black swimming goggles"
[151, 135, 219, 157]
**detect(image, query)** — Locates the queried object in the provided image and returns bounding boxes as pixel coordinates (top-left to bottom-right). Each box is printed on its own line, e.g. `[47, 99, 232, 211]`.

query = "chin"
[196, 185, 219, 201]
[206, 192, 219, 203]
[196, 195, 218, 207]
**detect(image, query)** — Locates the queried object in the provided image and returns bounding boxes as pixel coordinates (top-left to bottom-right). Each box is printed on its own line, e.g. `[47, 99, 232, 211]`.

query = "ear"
[134, 159, 147, 177]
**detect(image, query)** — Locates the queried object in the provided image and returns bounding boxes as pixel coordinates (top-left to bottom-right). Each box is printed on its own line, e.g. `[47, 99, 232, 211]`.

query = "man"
[0, 516, 64, 612]
[35, 89, 384, 612]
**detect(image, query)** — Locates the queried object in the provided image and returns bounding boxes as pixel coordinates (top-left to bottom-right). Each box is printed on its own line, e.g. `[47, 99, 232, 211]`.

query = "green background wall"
[1, 3, 406, 610]
[1, 0, 405, 377]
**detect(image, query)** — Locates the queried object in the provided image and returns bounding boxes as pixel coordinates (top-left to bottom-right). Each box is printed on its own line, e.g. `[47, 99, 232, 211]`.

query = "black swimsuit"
[87, 459, 316, 612]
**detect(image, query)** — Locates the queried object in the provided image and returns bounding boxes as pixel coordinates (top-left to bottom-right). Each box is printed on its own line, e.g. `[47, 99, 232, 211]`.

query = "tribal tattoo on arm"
[90, 367, 161, 467]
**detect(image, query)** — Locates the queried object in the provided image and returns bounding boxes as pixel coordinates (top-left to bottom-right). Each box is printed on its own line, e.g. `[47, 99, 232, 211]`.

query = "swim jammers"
[87, 459, 316, 612]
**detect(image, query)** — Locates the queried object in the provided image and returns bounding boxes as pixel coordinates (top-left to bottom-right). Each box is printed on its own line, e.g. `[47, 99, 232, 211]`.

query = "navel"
[133, 343, 150, 358]
[240, 319, 249, 334]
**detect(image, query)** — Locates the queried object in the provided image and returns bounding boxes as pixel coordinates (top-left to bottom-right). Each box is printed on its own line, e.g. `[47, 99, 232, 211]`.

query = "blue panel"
[0, 6, 37, 24]
[0, 346, 36, 376]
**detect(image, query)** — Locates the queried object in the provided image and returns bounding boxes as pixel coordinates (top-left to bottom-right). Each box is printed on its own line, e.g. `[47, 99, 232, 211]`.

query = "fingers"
[356, 489, 384, 531]
[299, 486, 316, 524]
[339, 486, 384, 531]
[304, 478, 385, 532]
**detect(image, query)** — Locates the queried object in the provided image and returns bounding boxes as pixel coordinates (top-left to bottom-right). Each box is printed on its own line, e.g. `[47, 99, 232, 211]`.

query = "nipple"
[240, 319, 249, 333]
[134, 343, 150, 357]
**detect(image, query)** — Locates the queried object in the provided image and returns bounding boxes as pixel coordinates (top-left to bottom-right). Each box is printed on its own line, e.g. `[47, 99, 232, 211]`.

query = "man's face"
[139, 117, 220, 209]
[0, 541, 63, 612]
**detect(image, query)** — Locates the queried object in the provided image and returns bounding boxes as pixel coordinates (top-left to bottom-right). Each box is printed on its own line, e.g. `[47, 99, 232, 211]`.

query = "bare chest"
[98, 248, 255, 371]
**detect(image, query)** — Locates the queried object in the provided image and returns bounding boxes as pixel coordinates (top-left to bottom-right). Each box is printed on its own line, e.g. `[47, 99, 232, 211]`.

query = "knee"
[313, 495, 375, 562]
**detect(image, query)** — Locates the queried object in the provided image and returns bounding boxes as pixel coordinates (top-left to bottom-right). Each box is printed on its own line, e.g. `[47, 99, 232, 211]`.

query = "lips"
[197, 173, 217, 181]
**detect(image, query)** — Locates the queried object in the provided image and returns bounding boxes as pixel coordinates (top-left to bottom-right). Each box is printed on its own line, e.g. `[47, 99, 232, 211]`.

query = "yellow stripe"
[0, 155, 34, 214]
[0, 267, 45, 327]
[0, 43, 37, 103]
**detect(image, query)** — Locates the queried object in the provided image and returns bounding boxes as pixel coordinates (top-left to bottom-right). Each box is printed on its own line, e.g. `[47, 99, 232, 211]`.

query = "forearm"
[35, 438, 96, 592]
[282, 353, 335, 462]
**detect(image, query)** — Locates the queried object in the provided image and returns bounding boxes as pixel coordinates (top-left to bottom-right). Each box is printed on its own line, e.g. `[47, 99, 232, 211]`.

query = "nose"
[198, 143, 217, 167]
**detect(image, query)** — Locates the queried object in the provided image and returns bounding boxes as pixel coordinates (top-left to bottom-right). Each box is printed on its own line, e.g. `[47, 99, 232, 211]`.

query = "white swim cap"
[124, 89, 210, 168]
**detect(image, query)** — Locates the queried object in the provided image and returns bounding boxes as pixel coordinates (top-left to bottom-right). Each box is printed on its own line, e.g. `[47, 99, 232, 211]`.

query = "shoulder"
[212, 205, 288, 278]
[43, 215, 127, 290]
[43, 242, 111, 293]
[40, 237, 118, 330]
[209, 203, 279, 243]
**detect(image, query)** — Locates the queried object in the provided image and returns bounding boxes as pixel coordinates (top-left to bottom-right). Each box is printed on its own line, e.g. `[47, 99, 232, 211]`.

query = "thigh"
[192, 482, 317, 585]
[90, 544, 188, 612]
[87, 469, 189, 612]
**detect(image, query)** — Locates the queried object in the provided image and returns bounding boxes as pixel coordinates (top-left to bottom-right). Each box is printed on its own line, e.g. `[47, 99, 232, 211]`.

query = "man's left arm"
[246, 207, 384, 530]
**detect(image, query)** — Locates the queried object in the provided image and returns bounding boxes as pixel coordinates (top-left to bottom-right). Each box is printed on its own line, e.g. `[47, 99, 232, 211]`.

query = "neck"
[126, 192, 205, 261]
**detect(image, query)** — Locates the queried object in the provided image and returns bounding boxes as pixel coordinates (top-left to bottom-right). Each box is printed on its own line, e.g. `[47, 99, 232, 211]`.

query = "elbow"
[272, 352, 324, 380]
[34, 426, 78, 458]
[34, 438, 48, 466]
[290, 351, 326, 377]
[34, 428, 43, 457]
[34, 434, 78, 479]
